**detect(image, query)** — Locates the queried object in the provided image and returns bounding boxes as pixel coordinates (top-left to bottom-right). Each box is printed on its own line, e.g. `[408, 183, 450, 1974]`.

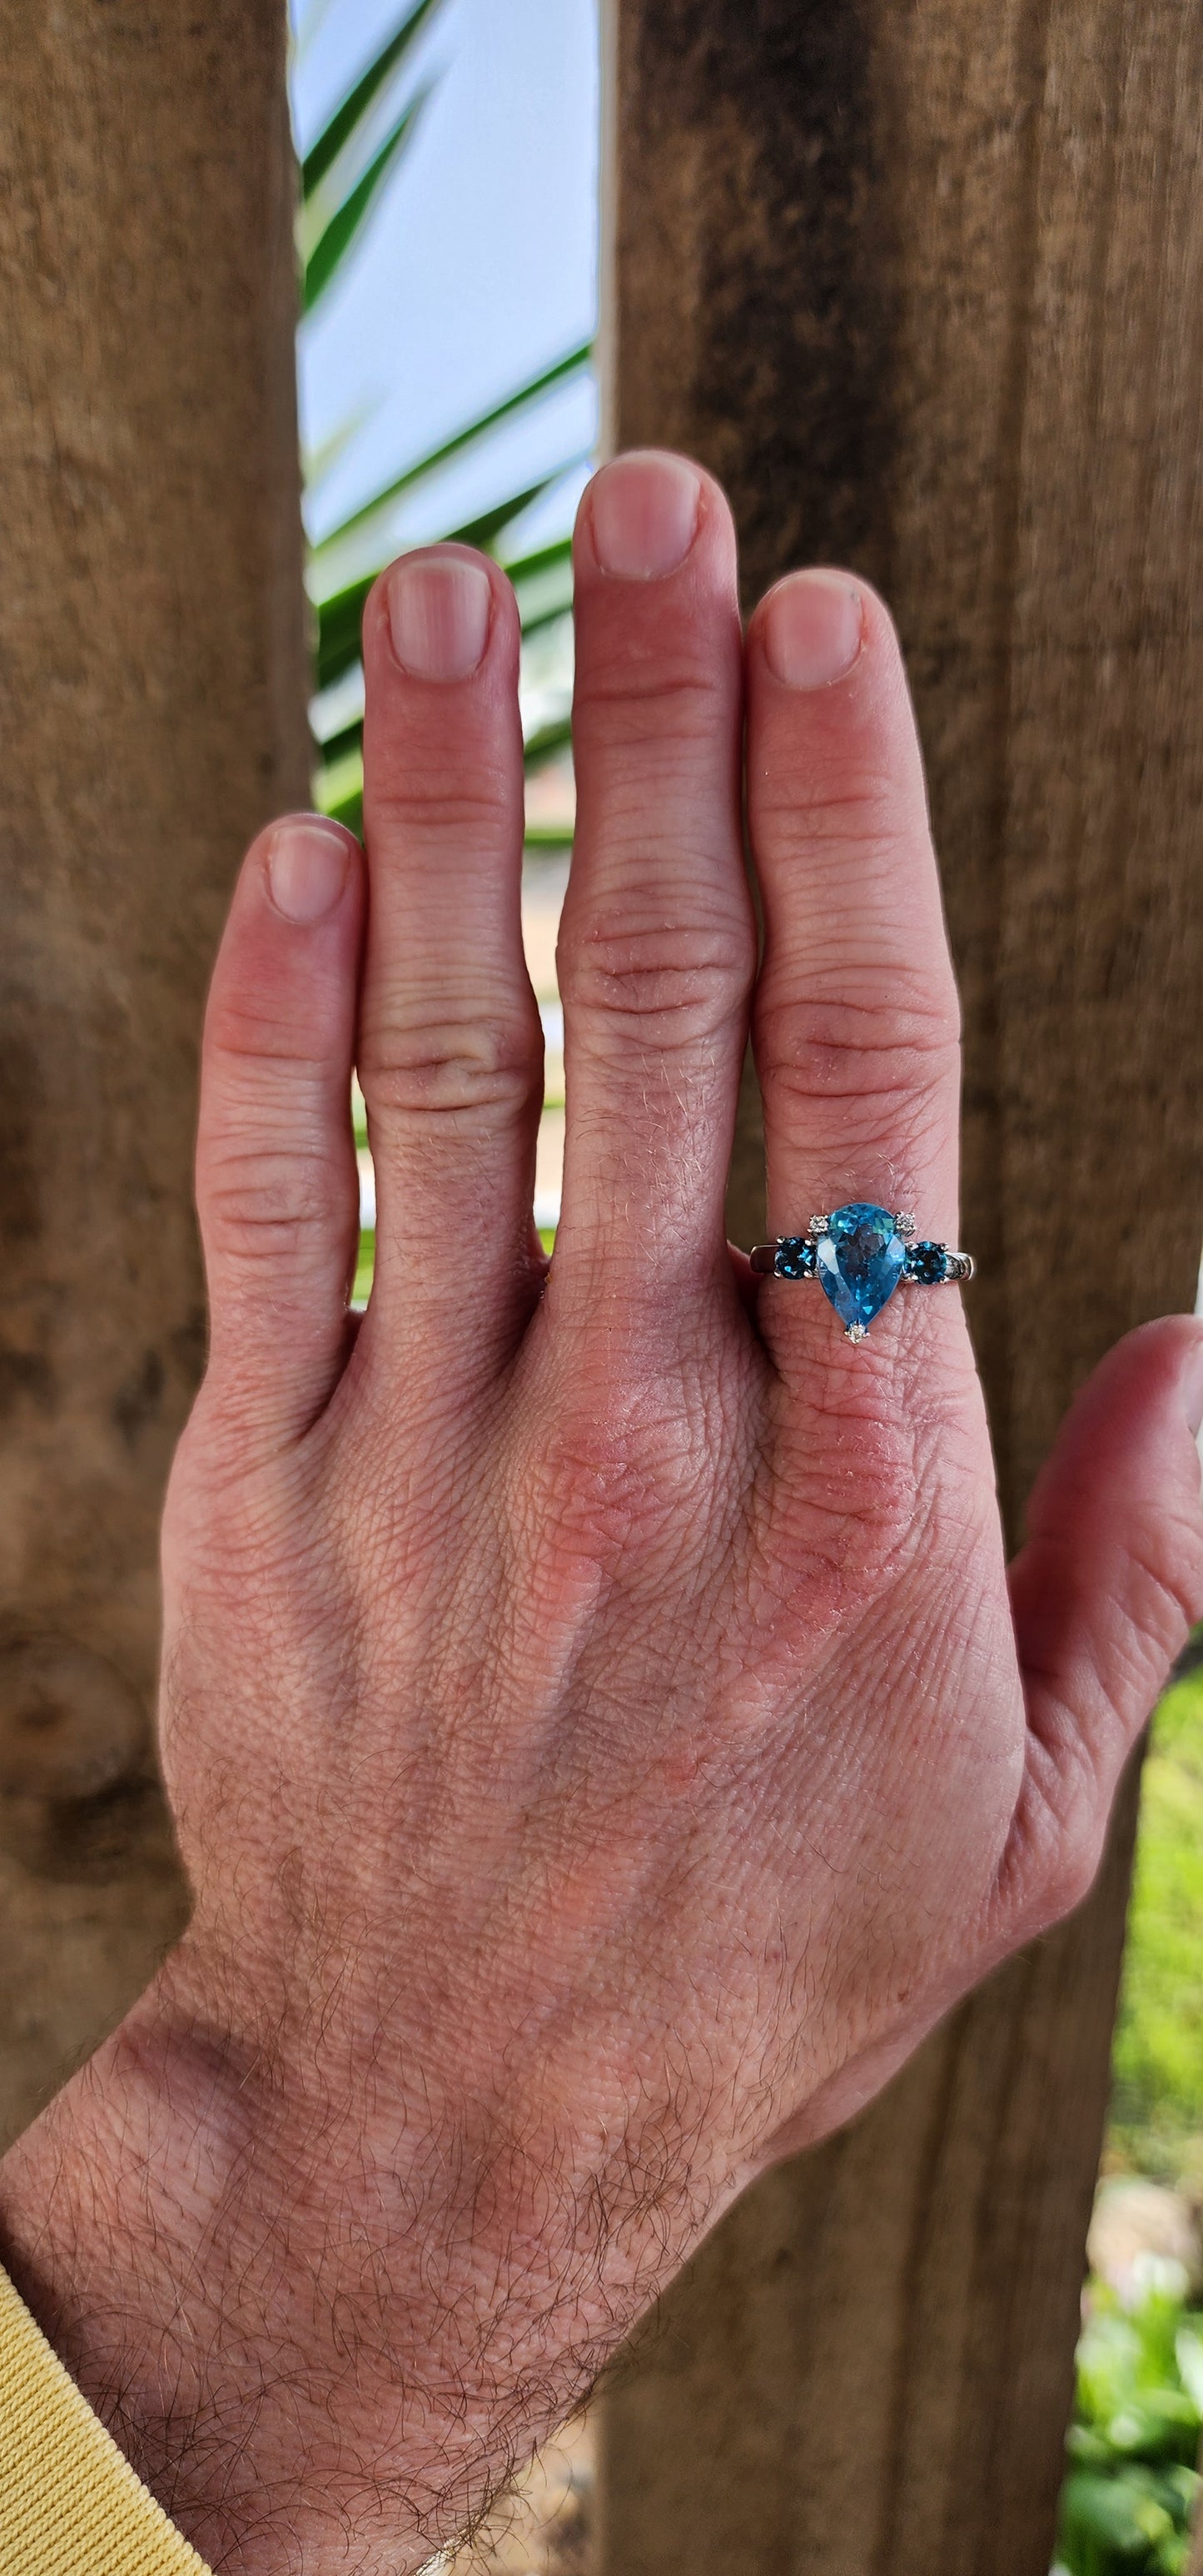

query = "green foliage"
[1054, 1661, 1203, 2574]
[306, 358, 590, 581]
[300, 0, 440, 201]
[1111, 1666, 1203, 2184]
[298, 0, 439, 311]
[351, 1227, 375, 1310]
[296, 0, 589, 843]
[1056, 2275, 1203, 2575]
[303, 90, 430, 313]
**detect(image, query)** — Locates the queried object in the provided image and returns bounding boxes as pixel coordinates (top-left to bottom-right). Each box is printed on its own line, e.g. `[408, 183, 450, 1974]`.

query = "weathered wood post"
[596, 4, 1203, 2570]
[0, 2, 308, 2143]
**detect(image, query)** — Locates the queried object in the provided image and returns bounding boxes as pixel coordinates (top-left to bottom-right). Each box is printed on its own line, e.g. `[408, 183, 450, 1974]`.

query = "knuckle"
[369, 771, 518, 845]
[1031, 1805, 1105, 1929]
[757, 968, 961, 1111]
[770, 1429, 922, 1594]
[201, 1143, 355, 1261]
[207, 999, 322, 1074]
[765, 1375, 980, 1602]
[757, 767, 905, 847]
[1121, 1512, 1203, 1669]
[578, 654, 732, 747]
[360, 999, 543, 1122]
[559, 911, 753, 1048]
[523, 1393, 712, 1567]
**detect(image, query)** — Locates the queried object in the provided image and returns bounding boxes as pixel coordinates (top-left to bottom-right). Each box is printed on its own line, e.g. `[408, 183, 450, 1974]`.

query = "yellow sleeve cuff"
[0, 2260, 211, 2575]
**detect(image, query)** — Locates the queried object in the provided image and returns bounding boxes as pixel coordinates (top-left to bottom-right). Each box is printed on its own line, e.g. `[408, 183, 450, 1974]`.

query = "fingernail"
[387, 554, 492, 679]
[266, 820, 350, 924]
[763, 571, 864, 689]
[589, 450, 701, 579]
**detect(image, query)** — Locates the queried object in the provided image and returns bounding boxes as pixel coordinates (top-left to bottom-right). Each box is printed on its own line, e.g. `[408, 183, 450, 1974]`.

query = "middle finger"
[550, 452, 753, 1325]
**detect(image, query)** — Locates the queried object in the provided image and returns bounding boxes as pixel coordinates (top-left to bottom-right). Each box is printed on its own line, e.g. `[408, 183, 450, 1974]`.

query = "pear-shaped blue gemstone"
[815, 1203, 905, 1333]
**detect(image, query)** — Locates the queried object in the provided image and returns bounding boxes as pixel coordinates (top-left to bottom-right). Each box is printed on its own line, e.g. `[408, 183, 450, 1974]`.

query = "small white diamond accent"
[845, 1322, 868, 1343]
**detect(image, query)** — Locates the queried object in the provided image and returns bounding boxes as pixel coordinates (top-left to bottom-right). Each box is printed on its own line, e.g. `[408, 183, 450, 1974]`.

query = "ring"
[749, 1203, 975, 1342]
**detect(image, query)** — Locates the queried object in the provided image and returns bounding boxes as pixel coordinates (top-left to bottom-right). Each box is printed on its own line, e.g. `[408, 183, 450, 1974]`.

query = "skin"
[2, 450, 1201, 2574]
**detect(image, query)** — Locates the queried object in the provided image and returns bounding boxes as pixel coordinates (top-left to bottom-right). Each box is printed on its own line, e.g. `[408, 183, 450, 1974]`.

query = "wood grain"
[0, 2, 309, 2146]
[596, 2, 1203, 2568]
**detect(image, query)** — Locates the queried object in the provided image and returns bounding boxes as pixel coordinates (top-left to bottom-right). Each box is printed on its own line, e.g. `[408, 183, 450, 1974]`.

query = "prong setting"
[893, 1211, 917, 1237]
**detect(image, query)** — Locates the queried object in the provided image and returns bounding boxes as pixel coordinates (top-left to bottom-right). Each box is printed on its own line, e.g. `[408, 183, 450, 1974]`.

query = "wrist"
[0, 1948, 609, 2572]
[0, 1959, 286, 2564]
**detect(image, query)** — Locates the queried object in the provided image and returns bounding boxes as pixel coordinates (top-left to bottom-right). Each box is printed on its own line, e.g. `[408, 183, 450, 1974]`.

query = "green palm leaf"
[502, 535, 574, 585]
[304, 90, 430, 313]
[320, 774, 369, 840]
[309, 345, 593, 564]
[505, 535, 574, 640]
[521, 714, 573, 773]
[301, 0, 442, 200]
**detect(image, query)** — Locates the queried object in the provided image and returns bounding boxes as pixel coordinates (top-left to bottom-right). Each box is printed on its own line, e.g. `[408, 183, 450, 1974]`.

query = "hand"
[3, 450, 1201, 2575]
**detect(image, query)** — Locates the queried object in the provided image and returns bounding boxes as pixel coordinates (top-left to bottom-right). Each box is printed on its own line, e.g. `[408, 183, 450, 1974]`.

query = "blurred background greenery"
[1111, 1661, 1203, 2191]
[1056, 2264, 1202, 2576]
[1053, 1656, 1203, 2575]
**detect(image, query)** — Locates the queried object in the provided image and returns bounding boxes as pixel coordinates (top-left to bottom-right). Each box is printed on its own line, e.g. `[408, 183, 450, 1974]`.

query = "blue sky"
[291, 0, 599, 558]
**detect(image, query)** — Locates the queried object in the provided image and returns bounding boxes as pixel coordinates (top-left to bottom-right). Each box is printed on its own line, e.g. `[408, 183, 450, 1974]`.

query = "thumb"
[1000, 1315, 1203, 1935]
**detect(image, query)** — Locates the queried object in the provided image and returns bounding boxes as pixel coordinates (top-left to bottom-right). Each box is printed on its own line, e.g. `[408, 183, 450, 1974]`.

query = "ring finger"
[745, 572, 963, 1380]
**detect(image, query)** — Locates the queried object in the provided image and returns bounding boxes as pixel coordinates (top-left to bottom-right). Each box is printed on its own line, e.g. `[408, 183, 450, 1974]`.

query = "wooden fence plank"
[596, 4, 1203, 2568]
[0, 1, 308, 2148]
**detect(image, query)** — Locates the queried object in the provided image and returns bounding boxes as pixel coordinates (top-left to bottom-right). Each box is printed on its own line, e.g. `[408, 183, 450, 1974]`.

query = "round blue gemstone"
[815, 1203, 905, 1332]
[776, 1236, 816, 1279]
[905, 1239, 949, 1285]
